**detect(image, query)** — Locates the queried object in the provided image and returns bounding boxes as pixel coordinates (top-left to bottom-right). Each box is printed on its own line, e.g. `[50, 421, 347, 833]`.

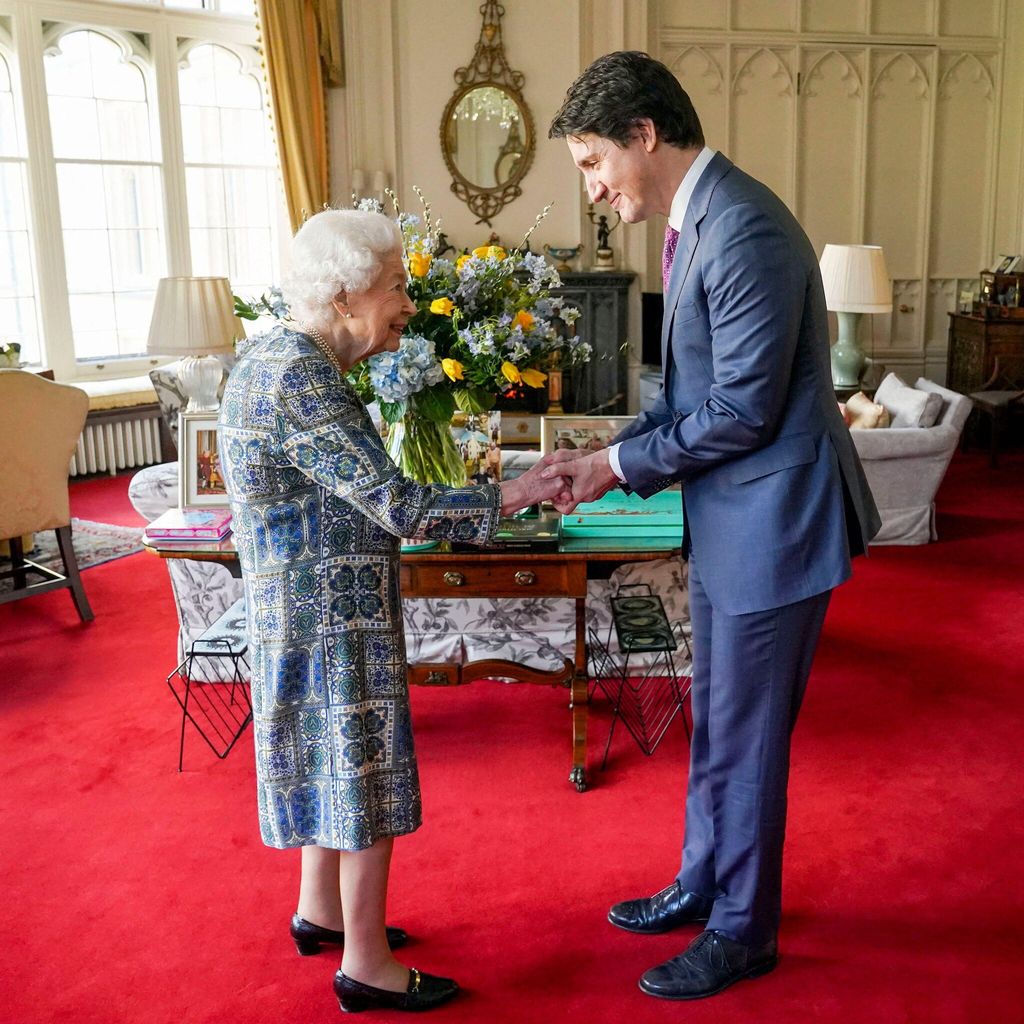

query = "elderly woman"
[218, 210, 567, 1014]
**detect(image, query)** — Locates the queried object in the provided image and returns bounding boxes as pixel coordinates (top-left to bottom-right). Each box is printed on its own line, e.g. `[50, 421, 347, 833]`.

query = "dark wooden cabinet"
[946, 312, 1024, 394]
[553, 271, 636, 415]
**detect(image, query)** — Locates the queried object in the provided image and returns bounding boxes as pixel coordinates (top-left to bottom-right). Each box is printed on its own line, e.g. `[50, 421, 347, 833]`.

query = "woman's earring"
[343, 311, 353, 319]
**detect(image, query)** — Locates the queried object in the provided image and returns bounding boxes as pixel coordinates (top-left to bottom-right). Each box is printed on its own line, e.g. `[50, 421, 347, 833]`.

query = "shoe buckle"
[409, 967, 421, 993]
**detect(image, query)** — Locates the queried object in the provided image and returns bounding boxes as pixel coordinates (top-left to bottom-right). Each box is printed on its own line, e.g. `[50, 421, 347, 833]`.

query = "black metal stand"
[588, 584, 691, 768]
[165, 597, 251, 771]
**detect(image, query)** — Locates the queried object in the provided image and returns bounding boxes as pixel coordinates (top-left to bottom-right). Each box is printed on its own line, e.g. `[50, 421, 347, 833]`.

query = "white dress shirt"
[607, 146, 716, 483]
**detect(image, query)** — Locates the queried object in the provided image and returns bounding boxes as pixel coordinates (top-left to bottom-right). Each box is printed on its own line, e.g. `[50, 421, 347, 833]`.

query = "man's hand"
[541, 448, 619, 512]
[499, 460, 573, 515]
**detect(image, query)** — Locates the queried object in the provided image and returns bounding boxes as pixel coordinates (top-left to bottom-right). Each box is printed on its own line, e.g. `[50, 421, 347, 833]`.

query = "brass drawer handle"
[515, 570, 537, 586]
[443, 571, 465, 587]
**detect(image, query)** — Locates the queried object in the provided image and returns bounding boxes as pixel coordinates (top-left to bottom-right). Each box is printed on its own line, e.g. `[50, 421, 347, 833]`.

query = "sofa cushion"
[844, 391, 890, 429]
[874, 373, 943, 428]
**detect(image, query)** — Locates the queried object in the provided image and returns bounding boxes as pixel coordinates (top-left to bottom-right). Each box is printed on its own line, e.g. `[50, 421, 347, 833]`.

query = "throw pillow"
[874, 372, 943, 428]
[844, 391, 890, 429]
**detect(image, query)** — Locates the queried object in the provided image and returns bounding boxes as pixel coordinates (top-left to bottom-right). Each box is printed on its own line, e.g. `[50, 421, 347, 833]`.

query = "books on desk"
[450, 512, 561, 552]
[560, 488, 684, 538]
[144, 507, 232, 543]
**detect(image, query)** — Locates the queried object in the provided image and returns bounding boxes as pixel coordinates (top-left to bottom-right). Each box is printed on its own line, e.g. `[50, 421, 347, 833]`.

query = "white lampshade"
[147, 277, 244, 413]
[819, 244, 893, 314]
[146, 276, 244, 357]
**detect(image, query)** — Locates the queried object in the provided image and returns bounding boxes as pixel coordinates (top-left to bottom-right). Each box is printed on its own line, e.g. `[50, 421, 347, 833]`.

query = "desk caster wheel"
[570, 767, 587, 792]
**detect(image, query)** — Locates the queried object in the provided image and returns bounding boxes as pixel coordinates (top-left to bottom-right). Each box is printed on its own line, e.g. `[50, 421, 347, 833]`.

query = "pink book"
[145, 507, 233, 541]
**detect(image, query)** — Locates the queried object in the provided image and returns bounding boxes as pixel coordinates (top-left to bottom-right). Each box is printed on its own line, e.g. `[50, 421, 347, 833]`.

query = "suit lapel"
[660, 153, 734, 381]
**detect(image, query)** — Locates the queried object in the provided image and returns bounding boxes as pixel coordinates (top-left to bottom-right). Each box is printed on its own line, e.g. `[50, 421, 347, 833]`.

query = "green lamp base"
[830, 310, 867, 389]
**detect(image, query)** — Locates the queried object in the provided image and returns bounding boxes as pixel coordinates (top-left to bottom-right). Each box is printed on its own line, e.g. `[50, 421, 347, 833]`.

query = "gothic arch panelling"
[797, 48, 865, 257]
[930, 52, 996, 278]
[865, 48, 935, 279]
[730, 47, 796, 206]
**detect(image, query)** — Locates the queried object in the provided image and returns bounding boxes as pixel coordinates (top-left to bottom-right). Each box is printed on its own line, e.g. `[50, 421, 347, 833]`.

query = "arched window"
[179, 41, 278, 302]
[0, 44, 40, 365]
[44, 28, 165, 361]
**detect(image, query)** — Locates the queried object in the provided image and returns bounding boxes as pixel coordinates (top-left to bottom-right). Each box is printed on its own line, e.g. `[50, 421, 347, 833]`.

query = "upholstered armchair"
[0, 370, 94, 620]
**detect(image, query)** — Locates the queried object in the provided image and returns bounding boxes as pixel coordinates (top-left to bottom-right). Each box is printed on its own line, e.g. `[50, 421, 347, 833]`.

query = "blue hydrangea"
[367, 334, 443, 402]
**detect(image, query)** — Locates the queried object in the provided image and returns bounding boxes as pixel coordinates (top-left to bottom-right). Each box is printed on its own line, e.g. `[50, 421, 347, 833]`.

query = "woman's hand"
[500, 461, 574, 515]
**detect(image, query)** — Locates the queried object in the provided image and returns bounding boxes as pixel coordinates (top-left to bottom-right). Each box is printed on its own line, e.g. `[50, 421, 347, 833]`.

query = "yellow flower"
[430, 297, 455, 316]
[473, 244, 507, 261]
[442, 358, 464, 381]
[520, 367, 547, 388]
[501, 361, 522, 384]
[512, 310, 535, 332]
[408, 252, 432, 278]
[456, 254, 472, 272]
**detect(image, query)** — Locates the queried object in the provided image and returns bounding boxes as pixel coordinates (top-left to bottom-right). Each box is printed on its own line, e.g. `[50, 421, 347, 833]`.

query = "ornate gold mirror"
[440, 1, 534, 225]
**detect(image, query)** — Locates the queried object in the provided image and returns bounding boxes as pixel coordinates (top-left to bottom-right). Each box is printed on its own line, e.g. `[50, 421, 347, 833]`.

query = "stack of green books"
[560, 488, 684, 538]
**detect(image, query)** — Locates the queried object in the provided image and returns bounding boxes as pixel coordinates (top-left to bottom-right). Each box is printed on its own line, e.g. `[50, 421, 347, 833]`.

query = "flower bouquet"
[236, 191, 590, 487]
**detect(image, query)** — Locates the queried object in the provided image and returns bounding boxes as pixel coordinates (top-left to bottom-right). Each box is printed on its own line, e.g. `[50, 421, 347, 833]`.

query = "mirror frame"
[439, 1, 535, 226]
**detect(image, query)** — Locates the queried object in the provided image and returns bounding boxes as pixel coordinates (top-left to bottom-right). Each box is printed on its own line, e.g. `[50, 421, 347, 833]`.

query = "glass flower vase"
[386, 411, 467, 487]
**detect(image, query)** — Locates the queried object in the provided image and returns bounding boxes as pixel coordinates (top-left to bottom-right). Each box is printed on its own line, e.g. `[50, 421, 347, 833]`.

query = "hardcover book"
[560, 488, 684, 537]
[145, 506, 233, 541]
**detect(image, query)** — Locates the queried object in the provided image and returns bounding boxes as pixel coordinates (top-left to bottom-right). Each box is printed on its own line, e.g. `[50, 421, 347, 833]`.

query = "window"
[0, 40, 39, 365]
[45, 28, 164, 361]
[180, 42, 278, 304]
[3, 3, 283, 379]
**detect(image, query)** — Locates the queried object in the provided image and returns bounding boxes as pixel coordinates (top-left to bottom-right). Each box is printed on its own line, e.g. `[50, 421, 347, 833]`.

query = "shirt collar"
[667, 146, 716, 231]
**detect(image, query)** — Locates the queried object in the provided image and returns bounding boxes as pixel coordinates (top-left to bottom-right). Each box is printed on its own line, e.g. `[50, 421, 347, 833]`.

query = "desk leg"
[569, 596, 589, 792]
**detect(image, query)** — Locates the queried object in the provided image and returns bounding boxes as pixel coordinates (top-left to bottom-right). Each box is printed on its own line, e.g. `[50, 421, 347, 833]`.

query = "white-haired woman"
[218, 210, 568, 1014]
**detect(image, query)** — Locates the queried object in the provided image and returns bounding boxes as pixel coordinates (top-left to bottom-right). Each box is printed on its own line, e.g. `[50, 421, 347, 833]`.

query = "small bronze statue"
[587, 205, 621, 270]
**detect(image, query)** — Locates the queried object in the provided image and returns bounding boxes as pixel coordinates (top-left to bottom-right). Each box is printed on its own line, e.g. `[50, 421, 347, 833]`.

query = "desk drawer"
[402, 560, 585, 598]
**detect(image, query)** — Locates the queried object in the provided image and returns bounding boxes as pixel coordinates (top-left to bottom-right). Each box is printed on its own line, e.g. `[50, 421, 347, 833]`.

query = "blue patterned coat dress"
[218, 324, 501, 851]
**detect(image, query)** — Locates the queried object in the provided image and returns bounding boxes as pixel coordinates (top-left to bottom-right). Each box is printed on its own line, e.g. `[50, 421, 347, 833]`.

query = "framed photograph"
[178, 411, 229, 508]
[540, 414, 633, 456]
[992, 254, 1016, 273]
[452, 410, 501, 484]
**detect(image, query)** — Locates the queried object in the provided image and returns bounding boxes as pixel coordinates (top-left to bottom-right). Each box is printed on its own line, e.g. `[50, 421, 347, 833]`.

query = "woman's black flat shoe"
[290, 915, 408, 956]
[333, 967, 459, 1013]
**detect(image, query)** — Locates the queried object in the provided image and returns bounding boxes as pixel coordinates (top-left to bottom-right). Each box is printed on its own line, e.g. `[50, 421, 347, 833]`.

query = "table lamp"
[146, 276, 244, 412]
[819, 244, 892, 388]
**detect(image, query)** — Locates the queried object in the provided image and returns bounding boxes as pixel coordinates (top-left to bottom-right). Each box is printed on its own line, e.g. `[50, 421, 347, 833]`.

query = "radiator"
[69, 412, 163, 476]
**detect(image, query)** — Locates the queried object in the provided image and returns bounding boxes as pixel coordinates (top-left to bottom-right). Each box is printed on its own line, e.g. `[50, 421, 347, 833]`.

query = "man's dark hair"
[549, 51, 704, 149]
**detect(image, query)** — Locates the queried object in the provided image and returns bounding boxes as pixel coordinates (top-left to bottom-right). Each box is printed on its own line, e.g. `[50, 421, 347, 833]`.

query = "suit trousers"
[676, 552, 831, 945]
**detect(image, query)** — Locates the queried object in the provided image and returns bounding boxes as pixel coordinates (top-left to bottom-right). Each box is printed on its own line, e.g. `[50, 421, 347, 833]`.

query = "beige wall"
[328, 0, 1024, 388]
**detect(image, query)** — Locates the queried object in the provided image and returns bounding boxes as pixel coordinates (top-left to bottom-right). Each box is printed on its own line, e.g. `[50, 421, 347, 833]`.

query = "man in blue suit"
[546, 52, 880, 1000]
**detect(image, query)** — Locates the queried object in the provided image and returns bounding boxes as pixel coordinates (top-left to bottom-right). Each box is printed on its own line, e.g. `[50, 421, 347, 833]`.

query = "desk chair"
[969, 356, 1024, 467]
[0, 370, 93, 620]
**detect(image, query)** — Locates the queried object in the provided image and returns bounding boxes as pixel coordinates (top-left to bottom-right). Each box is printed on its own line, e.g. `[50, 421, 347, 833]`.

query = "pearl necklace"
[292, 320, 344, 374]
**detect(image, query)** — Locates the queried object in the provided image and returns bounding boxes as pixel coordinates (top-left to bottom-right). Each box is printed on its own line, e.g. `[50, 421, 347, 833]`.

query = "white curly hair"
[281, 209, 403, 329]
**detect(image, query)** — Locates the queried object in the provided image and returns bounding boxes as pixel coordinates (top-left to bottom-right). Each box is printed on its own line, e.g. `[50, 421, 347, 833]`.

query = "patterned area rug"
[0, 519, 144, 593]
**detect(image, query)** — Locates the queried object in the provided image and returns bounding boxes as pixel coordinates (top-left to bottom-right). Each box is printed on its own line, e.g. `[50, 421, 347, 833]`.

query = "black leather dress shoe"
[607, 882, 713, 934]
[333, 967, 459, 1013]
[639, 929, 778, 1000]
[290, 915, 408, 956]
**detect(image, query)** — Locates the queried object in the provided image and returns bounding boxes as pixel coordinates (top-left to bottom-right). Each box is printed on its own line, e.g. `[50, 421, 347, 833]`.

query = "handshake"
[499, 447, 620, 516]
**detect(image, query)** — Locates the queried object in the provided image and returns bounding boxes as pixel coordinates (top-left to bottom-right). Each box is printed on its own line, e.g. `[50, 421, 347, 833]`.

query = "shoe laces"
[686, 930, 732, 973]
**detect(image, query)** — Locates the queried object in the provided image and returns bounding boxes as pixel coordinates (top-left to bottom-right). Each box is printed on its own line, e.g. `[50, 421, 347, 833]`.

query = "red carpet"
[1, 456, 1023, 1023]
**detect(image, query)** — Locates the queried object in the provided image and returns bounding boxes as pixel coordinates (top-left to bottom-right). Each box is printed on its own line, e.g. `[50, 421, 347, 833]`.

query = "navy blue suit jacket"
[617, 153, 880, 615]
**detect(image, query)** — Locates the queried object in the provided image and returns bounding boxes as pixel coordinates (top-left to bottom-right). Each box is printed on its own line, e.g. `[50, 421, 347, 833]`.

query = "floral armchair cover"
[130, 452, 690, 681]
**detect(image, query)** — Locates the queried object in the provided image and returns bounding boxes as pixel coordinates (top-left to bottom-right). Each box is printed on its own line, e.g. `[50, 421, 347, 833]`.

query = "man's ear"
[635, 118, 659, 153]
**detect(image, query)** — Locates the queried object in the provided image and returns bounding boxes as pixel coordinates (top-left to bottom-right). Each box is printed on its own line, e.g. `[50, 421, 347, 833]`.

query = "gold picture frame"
[540, 415, 633, 456]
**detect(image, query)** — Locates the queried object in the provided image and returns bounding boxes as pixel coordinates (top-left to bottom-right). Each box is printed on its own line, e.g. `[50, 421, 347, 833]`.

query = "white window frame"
[1, 0, 285, 381]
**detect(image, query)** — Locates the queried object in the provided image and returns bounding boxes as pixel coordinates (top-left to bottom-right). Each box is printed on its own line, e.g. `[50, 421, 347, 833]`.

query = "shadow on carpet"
[0, 519, 144, 593]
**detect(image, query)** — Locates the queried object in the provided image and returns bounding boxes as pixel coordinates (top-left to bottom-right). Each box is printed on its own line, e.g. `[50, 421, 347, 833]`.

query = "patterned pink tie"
[662, 224, 680, 291]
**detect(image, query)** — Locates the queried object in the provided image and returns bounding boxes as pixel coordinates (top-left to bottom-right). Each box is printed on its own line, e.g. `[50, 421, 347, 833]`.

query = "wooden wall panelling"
[939, 0, 1001, 39]
[731, 0, 796, 34]
[799, 0, 868, 35]
[796, 47, 865, 258]
[729, 46, 797, 208]
[871, 0, 937, 37]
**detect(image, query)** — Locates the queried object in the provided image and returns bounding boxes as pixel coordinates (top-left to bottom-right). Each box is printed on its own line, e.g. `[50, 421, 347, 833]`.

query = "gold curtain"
[256, 0, 345, 232]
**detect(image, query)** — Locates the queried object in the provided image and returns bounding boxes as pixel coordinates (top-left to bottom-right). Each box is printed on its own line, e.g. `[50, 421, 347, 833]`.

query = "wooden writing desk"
[145, 531, 680, 792]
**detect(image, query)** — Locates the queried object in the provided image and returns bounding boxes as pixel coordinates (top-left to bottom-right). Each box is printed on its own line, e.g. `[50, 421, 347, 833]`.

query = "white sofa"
[130, 452, 691, 681]
[849, 376, 972, 545]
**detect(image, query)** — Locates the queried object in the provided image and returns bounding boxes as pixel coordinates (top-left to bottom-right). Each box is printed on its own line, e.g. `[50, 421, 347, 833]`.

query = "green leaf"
[233, 296, 259, 320]
[453, 386, 495, 414]
[379, 400, 406, 423]
[411, 385, 456, 422]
